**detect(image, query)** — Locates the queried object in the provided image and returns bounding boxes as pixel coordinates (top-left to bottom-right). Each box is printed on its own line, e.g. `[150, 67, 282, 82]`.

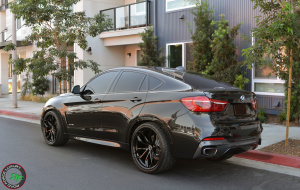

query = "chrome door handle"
[130, 97, 142, 102]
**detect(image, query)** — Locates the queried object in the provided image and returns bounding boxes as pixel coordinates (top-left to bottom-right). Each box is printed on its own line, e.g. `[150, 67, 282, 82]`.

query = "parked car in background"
[41, 67, 262, 173]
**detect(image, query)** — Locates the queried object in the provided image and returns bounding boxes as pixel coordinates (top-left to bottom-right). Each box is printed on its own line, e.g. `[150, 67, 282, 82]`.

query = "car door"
[65, 71, 120, 138]
[100, 70, 148, 142]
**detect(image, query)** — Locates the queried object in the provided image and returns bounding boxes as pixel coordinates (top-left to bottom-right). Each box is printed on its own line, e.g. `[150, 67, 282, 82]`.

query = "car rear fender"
[127, 115, 174, 145]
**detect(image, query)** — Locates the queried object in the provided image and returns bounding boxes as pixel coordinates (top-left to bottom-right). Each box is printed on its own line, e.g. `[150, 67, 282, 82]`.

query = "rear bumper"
[193, 136, 261, 159]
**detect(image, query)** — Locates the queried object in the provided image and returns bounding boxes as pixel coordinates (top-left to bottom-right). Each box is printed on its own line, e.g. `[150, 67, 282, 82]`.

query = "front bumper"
[193, 136, 261, 159]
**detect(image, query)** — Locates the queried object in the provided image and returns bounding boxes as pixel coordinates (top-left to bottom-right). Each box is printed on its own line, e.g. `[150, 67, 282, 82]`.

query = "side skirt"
[74, 137, 121, 147]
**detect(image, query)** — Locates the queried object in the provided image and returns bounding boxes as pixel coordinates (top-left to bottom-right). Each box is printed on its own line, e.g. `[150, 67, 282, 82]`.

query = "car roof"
[105, 66, 242, 92]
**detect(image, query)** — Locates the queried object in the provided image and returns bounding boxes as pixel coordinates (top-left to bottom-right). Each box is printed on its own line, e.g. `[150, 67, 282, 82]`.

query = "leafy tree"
[187, 0, 214, 72]
[138, 27, 166, 67]
[243, 0, 300, 122]
[32, 75, 49, 96]
[243, 0, 300, 146]
[7, 0, 111, 94]
[187, 2, 248, 88]
[205, 15, 246, 86]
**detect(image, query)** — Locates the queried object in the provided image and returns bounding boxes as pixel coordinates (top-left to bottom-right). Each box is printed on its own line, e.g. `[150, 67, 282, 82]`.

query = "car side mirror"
[72, 85, 81, 94]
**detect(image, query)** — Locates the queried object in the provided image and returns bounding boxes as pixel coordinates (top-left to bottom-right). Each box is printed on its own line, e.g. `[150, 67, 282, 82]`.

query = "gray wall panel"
[155, 0, 261, 92]
[153, 0, 284, 114]
[257, 95, 284, 114]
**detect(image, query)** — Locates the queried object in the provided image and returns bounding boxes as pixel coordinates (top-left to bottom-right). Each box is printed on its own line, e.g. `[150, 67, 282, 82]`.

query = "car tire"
[131, 122, 175, 174]
[41, 110, 68, 146]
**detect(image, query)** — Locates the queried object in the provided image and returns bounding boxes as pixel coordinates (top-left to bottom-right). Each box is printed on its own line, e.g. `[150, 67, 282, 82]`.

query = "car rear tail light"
[181, 96, 228, 112]
[202, 137, 225, 141]
[252, 99, 258, 110]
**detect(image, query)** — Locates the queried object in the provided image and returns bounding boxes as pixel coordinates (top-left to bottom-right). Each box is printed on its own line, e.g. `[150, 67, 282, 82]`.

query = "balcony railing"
[100, 1, 150, 31]
[0, 0, 8, 11]
[0, 28, 7, 43]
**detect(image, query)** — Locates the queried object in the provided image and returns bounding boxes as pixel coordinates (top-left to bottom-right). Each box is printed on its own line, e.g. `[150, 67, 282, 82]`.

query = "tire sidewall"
[41, 111, 64, 146]
[131, 123, 168, 174]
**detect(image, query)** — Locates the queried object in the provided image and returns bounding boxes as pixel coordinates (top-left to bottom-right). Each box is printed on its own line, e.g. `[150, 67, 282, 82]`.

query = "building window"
[166, 0, 196, 12]
[252, 38, 285, 96]
[17, 19, 22, 30]
[137, 50, 143, 66]
[135, 0, 146, 14]
[166, 42, 193, 69]
[167, 43, 183, 68]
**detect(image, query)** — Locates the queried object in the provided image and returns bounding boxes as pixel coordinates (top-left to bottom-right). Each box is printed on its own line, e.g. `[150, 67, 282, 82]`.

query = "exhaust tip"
[202, 147, 217, 156]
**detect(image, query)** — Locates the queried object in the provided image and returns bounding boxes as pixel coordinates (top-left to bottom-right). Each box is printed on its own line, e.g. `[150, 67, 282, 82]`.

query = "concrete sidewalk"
[1, 95, 300, 169]
[0, 94, 44, 116]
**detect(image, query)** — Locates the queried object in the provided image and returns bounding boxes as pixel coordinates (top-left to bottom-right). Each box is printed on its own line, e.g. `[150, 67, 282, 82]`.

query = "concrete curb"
[235, 150, 300, 169]
[0, 109, 41, 121]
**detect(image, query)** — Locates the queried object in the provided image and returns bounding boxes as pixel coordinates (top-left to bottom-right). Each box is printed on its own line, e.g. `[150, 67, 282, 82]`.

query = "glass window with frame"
[252, 53, 285, 95]
[137, 50, 143, 66]
[167, 44, 183, 68]
[166, 0, 196, 12]
[87, 71, 119, 94]
[113, 71, 146, 93]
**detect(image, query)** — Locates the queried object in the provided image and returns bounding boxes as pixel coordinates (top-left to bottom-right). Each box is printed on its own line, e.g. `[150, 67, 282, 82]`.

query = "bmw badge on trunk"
[240, 95, 245, 102]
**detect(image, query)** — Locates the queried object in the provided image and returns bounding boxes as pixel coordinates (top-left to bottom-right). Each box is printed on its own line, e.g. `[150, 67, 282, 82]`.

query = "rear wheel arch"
[128, 117, 173, 147]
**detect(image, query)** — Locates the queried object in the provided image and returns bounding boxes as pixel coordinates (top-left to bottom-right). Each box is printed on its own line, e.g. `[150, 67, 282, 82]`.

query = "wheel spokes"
[134, 128, 162, 169]
[138, 149, 149, 159]
[43, 115, 57, 143]
[136, 134, 147, 145]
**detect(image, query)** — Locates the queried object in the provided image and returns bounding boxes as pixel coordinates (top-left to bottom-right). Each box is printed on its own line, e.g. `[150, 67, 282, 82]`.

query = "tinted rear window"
[149, 76, 163, 90]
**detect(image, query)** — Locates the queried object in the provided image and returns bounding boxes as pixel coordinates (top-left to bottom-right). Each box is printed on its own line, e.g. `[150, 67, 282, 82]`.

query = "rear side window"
[114, 71, 146, 92]
[139, 76, 148, 91]
[87, 71, 119, 94]
[149, 76, 163, 90]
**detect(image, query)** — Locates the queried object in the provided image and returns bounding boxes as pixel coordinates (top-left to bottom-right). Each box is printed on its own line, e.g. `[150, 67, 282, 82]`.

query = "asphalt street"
[0, 117, 300, 190]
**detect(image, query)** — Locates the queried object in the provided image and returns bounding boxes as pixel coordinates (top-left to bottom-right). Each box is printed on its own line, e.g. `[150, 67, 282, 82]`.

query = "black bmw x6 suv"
[41, 67, 262, 173]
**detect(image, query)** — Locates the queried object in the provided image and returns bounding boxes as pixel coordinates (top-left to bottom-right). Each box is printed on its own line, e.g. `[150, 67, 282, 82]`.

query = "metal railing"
[0, 0, 8, 11]
[100, 1, 150, 31]
[0, 28, 7, 43]
[0, 24, 26, 43]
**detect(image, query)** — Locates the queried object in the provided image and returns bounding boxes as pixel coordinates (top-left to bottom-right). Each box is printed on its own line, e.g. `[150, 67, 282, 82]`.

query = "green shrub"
[279, 112, 287, 123]
[32, 77, 49, 96]
[187, 0, 214, 73]
[258, 107, 267, 123]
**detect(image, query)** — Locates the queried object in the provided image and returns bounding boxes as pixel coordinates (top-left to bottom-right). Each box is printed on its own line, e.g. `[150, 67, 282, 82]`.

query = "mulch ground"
[260, 139, 300, 157]
[266, 115, 300, 127]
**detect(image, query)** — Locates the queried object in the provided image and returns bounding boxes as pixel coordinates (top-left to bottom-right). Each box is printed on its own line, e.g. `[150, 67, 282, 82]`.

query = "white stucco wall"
[125, 44, 140, 67]
[5, 9, 32, 42]
[0, 53, 9, 94]
[74, 0, 127, 86]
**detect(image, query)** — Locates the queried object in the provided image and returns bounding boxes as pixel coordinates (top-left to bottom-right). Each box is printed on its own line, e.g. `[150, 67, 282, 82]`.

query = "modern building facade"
[74, 0, 284, 114]
[0, 0, 285, 114]
[154, 0, 285, 114]
[0, 0, 38, 95]
[73, 0, 150, 87]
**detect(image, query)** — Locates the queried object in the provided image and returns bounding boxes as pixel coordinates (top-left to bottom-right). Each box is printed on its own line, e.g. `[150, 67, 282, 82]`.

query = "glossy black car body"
[41, 67, 262, 173]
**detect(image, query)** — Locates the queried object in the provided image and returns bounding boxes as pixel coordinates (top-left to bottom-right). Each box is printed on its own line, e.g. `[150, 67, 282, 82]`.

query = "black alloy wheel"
[42, 111, 68, 146]
[131, 123, 175, 174]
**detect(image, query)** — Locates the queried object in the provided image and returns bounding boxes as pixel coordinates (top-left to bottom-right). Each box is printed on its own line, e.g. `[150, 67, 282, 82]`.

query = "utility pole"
[12, 13, 18, 108]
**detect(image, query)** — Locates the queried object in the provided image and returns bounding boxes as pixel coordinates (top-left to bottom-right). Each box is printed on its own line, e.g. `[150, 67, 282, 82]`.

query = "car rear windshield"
[152, 67, 238, 91]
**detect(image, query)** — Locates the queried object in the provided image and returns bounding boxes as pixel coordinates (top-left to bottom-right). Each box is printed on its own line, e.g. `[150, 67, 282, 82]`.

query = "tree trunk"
[285, 49, 293, 147]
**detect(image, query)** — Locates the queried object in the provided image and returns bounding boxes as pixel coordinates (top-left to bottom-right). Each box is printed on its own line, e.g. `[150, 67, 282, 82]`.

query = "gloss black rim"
[43, 114, 57, 143]
[133, 128, 162, 169]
